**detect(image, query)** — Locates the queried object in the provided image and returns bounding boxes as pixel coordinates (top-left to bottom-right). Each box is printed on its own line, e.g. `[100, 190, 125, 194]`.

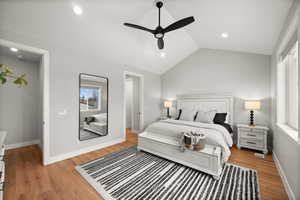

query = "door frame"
[125, 79, 134, 130]
[123, 71, 144, 138]
[0, 39, 50, 165]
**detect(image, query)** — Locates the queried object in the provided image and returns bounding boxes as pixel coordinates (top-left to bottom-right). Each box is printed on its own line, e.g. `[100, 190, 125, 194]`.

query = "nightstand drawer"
[239, 127, 265, 134]
[240, 138, 264, 149]
[239, 131, 264, 140]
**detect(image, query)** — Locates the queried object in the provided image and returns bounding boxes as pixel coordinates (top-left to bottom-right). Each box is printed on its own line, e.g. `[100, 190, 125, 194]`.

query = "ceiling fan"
[124, 1, 195, 50]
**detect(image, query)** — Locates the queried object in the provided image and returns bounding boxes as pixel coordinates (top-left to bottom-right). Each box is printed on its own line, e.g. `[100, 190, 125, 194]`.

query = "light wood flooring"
[5, 129, 288, 200]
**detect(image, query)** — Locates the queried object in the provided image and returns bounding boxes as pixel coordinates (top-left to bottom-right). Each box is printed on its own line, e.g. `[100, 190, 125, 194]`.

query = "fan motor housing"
[156, 1, 163, 8]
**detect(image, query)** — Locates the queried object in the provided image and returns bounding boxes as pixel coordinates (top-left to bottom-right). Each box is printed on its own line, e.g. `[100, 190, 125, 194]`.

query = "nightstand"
[237, 124, 269, 154]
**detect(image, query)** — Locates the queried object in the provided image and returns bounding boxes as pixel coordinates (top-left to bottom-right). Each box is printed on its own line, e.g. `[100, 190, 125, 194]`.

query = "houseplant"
[0, 64, 28, 86]
[0, 63, 28, 146]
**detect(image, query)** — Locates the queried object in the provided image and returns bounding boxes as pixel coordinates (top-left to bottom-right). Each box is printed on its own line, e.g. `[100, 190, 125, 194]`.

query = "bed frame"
[138, 94, 234, 179]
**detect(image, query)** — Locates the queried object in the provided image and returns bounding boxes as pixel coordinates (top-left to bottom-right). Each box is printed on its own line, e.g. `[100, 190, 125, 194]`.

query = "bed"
[83, 113, 107, 136]
[138, 94, 234, 179]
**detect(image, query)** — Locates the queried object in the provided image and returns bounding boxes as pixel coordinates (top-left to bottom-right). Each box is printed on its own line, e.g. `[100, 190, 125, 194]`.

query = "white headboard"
[176, 94, 234, 125]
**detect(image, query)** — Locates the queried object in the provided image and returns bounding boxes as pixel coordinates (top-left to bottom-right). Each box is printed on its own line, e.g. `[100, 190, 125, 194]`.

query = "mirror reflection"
[79, 73, 108, 141]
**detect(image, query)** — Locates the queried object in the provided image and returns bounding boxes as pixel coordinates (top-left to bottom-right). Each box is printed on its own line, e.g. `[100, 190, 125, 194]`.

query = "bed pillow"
[180, 109, 197, 121]
[195, 110, 217, 123]
[213, 113, 227, 124]
[174, 109, 182, 120]
[85, 116, 95, 125]
[93, 113, 107, 123]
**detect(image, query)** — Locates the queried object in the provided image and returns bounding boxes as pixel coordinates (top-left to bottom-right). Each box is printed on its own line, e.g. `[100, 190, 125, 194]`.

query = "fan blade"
[164, 16, 195, 33]
[124, 23, 154, 34]
[157, 38, 164, 49]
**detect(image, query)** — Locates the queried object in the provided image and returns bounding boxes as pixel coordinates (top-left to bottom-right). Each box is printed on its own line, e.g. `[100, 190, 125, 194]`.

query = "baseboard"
[45, 138, 125, 165]
[273, 152, 296, 200]
[5, 139, 40, 150]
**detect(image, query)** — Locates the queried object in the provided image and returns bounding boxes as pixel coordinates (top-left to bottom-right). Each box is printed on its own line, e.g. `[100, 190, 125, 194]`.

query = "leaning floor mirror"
[79, 73, 108, 141]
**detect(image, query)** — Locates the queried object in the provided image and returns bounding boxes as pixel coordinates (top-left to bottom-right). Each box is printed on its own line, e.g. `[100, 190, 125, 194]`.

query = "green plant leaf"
[0, 76, 7, 84]
[4, 67, 13, 74]
[13, 74, 28, 86]
[0, 64, 28, 86]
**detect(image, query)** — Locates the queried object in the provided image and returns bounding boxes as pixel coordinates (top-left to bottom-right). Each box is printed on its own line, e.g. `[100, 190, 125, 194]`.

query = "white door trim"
[0, 39, 50, 165]
[125, 79, 134, 129]
[123, 71, 144, 137]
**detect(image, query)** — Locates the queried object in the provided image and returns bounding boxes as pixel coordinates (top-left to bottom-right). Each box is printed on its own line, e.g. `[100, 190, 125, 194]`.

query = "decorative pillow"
[174, 109, 182, 120]
[85, 117, 95, 125]
[195, 110, 217, 123]
[193, 112, 198, 121]
[180, 109, 197, 121]
[213, 113, 227, 124]
[93, 113, 107, 123]
[225, 113, 230, 123]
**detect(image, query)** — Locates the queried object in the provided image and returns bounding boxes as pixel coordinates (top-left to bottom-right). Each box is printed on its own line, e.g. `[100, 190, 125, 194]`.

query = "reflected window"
[80, 87, 101, 111]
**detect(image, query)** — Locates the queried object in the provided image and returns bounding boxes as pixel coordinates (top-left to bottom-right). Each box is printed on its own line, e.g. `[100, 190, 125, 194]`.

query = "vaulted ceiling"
[0, 0, 293, 74]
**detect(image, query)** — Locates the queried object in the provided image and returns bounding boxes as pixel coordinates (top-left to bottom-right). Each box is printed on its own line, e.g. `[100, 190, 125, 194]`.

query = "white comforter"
[145, 119, 233, 162]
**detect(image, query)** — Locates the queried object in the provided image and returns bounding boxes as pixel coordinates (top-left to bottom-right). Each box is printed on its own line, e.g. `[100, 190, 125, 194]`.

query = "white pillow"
[93, 113, 107, 123]
[195, 110, 217, 123]
[180, 109, 197, 121]
[172, 109, 181, 119]
[225, 113, 230, 123]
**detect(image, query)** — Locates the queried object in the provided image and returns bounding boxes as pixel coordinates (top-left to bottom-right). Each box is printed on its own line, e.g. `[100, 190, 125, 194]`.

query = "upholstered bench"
[138, 132, 223, 179]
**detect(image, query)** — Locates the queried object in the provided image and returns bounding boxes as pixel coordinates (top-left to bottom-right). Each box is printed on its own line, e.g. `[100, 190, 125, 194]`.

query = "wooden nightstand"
[237, 124, 269, 154]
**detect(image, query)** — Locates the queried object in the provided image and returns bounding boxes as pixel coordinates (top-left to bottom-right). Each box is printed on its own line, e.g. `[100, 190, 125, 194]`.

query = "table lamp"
[164, 100, 172, 118]
[245, 101, 261, 126]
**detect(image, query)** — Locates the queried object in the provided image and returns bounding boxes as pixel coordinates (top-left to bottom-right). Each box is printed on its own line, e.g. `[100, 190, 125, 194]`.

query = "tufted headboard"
[176, 94, 234, 125]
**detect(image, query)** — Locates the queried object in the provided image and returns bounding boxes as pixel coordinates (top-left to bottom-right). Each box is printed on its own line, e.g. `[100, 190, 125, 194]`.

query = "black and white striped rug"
[76, 146, 260, 200]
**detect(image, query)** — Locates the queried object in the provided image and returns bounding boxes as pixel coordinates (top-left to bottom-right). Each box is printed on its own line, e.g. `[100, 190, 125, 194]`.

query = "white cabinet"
[0, 146, 4, 200]
[237, 124, 269, 154]
[0, 131, 6, 200]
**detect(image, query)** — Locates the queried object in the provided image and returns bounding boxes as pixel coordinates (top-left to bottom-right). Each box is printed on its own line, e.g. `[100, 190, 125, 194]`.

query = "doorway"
[0, 39, 50, 165]
[124, 72, 144, 137]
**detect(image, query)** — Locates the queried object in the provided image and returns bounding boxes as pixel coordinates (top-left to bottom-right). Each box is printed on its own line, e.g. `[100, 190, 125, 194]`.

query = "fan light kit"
[73, 5, 83, 15]
[124, 1, 195, 50]
[10, 47, 18, 52]
[221, 32, 229, 38]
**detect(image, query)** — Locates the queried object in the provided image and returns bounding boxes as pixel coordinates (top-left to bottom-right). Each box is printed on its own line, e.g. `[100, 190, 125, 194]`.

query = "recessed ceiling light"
[160, 52, 166, 57]
[10, 47, 18, 52]
[73, 5, 83, 15]
[221, 32, 229, 38]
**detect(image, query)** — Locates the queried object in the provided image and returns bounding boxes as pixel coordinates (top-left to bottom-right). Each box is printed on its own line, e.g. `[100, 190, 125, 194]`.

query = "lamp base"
[249, 110, 254, 126]
[167, 108, 171, 118]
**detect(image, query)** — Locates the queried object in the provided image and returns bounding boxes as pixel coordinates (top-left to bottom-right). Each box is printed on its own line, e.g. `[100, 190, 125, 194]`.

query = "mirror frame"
[79, 73, 109, 141]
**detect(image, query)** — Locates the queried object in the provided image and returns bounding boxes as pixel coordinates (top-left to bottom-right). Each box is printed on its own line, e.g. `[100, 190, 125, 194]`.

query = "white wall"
[0, 55, 41, 145]
[0, 1, 161, 158]
[161, 48, 271, 127]
[270, 1, 300, 199]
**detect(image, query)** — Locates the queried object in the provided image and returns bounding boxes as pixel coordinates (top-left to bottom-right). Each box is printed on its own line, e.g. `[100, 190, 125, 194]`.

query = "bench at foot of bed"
[138, 132, 223, 180]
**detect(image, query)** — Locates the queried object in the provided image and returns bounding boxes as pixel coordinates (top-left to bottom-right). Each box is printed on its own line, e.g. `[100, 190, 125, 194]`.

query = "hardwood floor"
[5, 129, 288, 200]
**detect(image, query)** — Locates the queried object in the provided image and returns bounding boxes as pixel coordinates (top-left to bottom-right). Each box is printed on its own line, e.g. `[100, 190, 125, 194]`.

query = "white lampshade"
[245, 101, 261, 110]
[164, 100, 172, 108]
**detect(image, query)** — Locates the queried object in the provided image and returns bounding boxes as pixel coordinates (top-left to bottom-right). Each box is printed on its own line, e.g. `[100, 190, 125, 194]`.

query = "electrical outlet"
[254, 153, 265, 159]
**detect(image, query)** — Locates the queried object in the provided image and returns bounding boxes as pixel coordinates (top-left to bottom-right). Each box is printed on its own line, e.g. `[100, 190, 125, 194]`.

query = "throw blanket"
[145, 119, 233, 162]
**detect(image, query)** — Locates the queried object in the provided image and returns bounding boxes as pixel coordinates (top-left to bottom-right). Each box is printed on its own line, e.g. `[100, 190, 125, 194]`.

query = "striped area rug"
[76, 146, 260, 200]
